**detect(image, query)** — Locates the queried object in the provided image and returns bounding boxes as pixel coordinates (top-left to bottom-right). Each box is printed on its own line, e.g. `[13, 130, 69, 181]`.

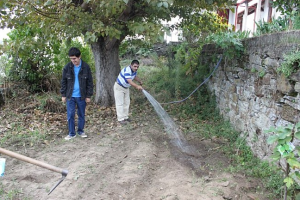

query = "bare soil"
[0, 93, 274, 200]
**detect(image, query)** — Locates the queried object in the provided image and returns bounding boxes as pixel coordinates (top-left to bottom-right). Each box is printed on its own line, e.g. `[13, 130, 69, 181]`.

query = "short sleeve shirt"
[116, 65, 137, 88]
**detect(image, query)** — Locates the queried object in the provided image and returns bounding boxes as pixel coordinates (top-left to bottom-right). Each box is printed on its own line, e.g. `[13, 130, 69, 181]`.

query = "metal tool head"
[48, 169, 68, 195]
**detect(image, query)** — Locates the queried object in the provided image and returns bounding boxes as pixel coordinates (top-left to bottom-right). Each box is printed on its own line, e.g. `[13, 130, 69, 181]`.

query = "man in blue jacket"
[61, 47, 93, 140]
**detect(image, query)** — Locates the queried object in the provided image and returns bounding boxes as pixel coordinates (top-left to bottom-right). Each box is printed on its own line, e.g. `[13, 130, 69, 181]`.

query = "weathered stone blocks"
[207, 30, 300, 159]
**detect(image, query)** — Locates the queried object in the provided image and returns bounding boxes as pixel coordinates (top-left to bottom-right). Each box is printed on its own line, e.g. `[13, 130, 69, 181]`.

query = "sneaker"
[119, 120, 128, 125]
[65, 135, 76, 140]
[125, 118, 131, 122]
[79, 132, 88, 138]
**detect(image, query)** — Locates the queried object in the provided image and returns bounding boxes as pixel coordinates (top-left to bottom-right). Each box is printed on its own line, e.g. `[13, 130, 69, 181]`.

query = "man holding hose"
[114, 60, 143, 125]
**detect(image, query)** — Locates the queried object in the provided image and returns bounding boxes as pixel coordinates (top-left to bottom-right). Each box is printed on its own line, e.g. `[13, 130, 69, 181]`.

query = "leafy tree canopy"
[0, 0, 235, 44]
[271, 0, 299, 16]
[0, 0, 236, 105]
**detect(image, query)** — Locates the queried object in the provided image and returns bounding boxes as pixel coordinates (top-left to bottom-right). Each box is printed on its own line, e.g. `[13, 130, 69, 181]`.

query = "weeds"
[0, 182, 30, 200]
[1, 128, 49, 147]
[254, 17, 289, 36]
[277, 50, 300, 77]
[265, 123, 300, 199]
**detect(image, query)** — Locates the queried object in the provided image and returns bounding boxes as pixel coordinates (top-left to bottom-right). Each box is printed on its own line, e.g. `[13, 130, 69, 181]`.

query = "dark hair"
[68, 47, 81, 57]
[131, 60, 139, 65]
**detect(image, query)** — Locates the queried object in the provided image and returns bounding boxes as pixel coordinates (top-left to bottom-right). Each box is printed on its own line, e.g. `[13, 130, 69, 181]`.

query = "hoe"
[0, 147, 68, 195]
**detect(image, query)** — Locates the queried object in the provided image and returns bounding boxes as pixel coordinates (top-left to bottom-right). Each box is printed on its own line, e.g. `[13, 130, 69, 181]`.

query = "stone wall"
[207, 30, 300, 160]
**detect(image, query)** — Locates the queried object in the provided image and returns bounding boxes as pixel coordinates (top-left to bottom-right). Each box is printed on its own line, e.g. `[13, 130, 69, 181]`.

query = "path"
[1, 96, 271, 200]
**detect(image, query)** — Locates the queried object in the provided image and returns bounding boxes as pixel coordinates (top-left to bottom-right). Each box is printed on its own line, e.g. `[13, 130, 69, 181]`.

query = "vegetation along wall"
[207, 30, 300, 160]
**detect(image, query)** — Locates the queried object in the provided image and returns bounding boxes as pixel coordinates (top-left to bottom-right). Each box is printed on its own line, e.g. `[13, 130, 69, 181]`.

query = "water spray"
[142, 55, 223, 155]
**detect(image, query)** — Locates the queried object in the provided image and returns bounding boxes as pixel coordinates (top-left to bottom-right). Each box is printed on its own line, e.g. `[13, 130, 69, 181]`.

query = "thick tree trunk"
[91, 37, 121, 106]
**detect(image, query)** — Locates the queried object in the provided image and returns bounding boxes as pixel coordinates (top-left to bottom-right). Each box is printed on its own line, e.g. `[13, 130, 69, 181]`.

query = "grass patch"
[0, 182, 31, 200]
[1, 128, 49, 147]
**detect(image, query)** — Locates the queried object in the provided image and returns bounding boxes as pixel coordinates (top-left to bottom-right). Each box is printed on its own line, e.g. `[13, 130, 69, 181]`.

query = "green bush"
[254, 17, 289, 36]
[277, 50, 300, 77]
[119, 38, 153, 58]
[205, 30, 249, 59]
[2, 26, 94, 93]
[2, 26, 61, 92]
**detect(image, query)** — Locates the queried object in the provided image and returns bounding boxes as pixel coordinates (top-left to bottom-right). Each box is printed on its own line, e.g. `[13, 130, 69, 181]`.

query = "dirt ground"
[0, 94, 274, 200]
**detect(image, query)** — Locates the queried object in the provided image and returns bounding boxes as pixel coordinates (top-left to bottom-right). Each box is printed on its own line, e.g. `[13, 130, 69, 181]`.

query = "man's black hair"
[68, 47, 81, 57]
[131, 60, 139, 65]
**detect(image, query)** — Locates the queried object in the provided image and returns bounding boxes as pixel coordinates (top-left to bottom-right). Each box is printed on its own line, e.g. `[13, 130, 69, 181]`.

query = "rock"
[220, 181, 230, 187]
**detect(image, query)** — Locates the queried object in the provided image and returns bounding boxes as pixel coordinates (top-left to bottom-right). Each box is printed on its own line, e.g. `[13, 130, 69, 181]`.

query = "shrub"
[277, 50, 300, 77]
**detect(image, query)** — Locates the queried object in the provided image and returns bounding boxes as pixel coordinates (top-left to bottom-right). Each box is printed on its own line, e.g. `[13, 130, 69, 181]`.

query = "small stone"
[220, 181, 230, 187]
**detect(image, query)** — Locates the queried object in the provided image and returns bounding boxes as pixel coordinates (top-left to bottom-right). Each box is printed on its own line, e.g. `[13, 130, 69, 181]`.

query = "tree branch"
[27, 1, 59, 20]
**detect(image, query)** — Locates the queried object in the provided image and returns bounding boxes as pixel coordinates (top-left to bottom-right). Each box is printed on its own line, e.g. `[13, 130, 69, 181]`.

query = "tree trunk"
[91, 37, 121, 106]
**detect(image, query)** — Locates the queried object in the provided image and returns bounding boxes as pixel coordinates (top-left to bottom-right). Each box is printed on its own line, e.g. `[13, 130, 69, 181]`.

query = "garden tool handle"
[0, 147, 68, 175]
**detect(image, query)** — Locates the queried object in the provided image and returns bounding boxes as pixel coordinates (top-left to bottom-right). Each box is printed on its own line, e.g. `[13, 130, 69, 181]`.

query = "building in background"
[162, 16, 182, 43]
[164, 0, 285, 42]
[225, 0, 282, 35]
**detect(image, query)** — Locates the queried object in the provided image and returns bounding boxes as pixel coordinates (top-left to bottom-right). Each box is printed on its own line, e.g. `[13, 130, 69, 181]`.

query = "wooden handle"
[0, 147, 66, 174]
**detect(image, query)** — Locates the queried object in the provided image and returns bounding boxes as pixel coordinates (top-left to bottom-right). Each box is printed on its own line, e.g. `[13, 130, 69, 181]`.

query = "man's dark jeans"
[66, 97, 86, 136]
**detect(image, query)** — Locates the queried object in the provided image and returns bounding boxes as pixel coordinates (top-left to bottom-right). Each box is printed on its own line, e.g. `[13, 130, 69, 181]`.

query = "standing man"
[114, 60, 143, 125]
[61, 47, 93, 140]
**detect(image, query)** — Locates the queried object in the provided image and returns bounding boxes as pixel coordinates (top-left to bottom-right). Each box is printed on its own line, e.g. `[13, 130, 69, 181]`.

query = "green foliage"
[1, 24, 94, 93]
[271, 0, 299, 30]
[265, 122, 300, 198]
[145, 44, 216, 104]
[205, 30, 250, 59]
[0, 54, 11, 84]
[277, 50, 300, 77]
[146, 65, 176, 99]
[0, 182, 27, 200]
[53, 39, 95, 75]
[254, 17, 289, 36]
[0, 126, 49, 147]
[135, 48, 153, 57]
[293, 14, 300, 30]
[225, 137, 284, 198]
[2, 25, 62, 92]
[258, 70, 266, 77]
[1, 0, 235, 105]
[119, 38, 154, 58]
[181, 11, 229, 43]
[271, 0, 299, 17]
[175, 10, 233, 76]
[254, 11, 300, 37]
[0, 0, 235, 44]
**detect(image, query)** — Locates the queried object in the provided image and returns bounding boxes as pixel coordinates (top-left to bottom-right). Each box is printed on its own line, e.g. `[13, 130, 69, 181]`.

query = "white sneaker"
[79, 133, 87, 138]
[65, 135, 76, 140]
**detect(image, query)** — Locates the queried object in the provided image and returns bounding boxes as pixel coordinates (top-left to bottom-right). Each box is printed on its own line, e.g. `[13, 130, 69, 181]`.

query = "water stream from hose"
[143, 90, 196, 155]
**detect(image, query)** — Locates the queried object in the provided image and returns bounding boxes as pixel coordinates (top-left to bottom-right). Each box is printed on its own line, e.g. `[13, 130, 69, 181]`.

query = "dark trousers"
[66, 97, 86, 136]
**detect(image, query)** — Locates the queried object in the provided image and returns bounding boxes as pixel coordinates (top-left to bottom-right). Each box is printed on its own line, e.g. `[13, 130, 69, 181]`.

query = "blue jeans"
[66, 97, 86, 136]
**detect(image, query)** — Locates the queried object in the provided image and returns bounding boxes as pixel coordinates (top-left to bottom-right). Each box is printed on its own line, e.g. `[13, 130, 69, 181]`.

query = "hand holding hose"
[136, 85, 143, 91]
